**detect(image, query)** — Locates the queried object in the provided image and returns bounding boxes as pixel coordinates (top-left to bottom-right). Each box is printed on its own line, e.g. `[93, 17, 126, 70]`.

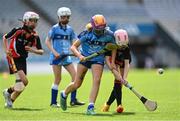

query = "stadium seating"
[144, 0, 180, 45]
[0, 0, 179, 67]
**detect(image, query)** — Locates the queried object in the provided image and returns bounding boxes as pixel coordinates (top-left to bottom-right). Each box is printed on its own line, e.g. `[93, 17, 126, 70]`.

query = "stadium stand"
[0, 0, 179, 68]
[144, 0, 180, 67]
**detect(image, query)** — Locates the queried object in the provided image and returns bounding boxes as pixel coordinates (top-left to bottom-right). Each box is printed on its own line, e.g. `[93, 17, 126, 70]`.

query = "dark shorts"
[109, 56, 125, 68]
[79, 61, 104, 69]
[8, 58, 27, 75]
[115, 60, 125, 68]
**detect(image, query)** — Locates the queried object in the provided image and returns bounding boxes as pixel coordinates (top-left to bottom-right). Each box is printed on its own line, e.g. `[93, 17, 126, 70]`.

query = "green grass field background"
[0, 69, 180, 120]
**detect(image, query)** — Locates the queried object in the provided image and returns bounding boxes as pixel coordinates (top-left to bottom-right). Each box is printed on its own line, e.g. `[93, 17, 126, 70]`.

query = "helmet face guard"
[93, 29, 105, 35]
[59, 16, 70, 25]
[29, 18, 38, 23]
[114, 29, 129, 47]
[91, 14, 106, 35]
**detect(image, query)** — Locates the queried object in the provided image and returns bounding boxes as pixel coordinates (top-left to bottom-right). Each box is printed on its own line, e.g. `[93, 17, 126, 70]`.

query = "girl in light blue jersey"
[45, 7, 84, 107]
[60, 14, 115, 115]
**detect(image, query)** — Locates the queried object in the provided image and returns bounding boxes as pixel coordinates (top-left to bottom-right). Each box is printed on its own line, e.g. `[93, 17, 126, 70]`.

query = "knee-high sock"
[71, 90, 77, 102]
[51, 84, 58, 105]
[114, 82, 122, 106]
[106, 88, 116, 105]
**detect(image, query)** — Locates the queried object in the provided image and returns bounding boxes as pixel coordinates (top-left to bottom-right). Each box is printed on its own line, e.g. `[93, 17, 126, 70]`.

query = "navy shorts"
[79, 61, 104, 69]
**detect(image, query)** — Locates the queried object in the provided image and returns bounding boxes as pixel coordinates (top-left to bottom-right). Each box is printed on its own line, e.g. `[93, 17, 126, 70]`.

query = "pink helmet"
[90, 14, 106, 30]
[114, 29, 129, 46]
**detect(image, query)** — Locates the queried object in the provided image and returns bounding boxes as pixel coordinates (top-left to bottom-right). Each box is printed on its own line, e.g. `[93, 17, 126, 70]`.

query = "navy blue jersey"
[79, 29, 115, 63]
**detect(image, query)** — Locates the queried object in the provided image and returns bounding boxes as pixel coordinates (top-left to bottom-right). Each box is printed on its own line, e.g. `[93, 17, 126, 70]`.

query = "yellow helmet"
[91, 14, 106, 30]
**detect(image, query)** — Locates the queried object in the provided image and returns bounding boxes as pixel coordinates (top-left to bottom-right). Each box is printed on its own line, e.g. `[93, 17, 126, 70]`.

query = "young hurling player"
[2, 11, 44, 108]
[60, 14, 115, 115]
[45, 7, 85, 108]
[102, 29, 131, 113]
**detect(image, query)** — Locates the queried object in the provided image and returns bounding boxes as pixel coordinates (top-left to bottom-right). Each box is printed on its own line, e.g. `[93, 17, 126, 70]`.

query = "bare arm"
[105, 54, 123, 81]
[2, 34, 11, 56]
[123, 59, 130, 80]
[25, 36, 44, 55]
[70, 40, 85, 61]
[45, 36, 60, 59]
[25, 46, 44, 55]
[111, 49, 117, 70]
[105, 56, 112, 69]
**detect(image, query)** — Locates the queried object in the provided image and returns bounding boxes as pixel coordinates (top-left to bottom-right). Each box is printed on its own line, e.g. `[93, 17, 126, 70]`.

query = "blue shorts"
[50, 56, 73, 66]
[79, 61, 104, 69]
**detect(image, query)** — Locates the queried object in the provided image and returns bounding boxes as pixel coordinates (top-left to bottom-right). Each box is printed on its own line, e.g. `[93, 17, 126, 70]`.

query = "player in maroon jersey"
[2, 11, 44, 108]
[102, 29, 131, 113]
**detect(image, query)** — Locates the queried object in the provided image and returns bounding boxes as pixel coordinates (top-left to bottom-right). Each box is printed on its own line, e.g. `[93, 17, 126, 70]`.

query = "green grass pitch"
[0, 69, 180, 121]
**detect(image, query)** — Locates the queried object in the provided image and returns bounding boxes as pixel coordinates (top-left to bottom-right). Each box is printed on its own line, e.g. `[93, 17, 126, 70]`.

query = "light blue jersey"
[48, 23, 77, 65]
[79, 29, 115, 63]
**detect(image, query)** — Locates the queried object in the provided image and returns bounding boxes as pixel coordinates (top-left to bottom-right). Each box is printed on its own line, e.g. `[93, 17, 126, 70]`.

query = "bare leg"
[65, 63, 83, 104]
[52, 65, 62, 85]
[60, 64, 88, 110]
[64, 64, 88, 95]
[64, 63, 76, 81]
[89, 64, 103, 103]
[11, 70, 28, 101]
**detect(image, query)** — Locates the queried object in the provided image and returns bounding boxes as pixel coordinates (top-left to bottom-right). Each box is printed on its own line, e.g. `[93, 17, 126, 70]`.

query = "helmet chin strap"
[25, 24, 35, 31]
[28, 26, 35, 30]
[23, 23, 34, 30]
[93, 29, 105, 36]
[60, 20, 69, 25]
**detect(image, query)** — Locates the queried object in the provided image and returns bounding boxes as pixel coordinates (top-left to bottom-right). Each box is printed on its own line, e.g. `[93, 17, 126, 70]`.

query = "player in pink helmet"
[102, 29, 131, 113]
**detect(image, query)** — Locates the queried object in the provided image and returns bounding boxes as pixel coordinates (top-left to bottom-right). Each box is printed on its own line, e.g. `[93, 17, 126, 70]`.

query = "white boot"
[3, 89, 13, 108]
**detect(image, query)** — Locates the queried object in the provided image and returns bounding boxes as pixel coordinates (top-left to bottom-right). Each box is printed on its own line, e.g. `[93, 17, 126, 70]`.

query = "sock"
[51, 84, 58, 105]
[71, 90, 77, 102]
[11, 99, 15, 102]
[114, 82, 122, 105]
[106, 88, 116, 105]
[88, 103, 94, 110]
[61, 90, 67, 98]
[7, 87, 13, 94]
